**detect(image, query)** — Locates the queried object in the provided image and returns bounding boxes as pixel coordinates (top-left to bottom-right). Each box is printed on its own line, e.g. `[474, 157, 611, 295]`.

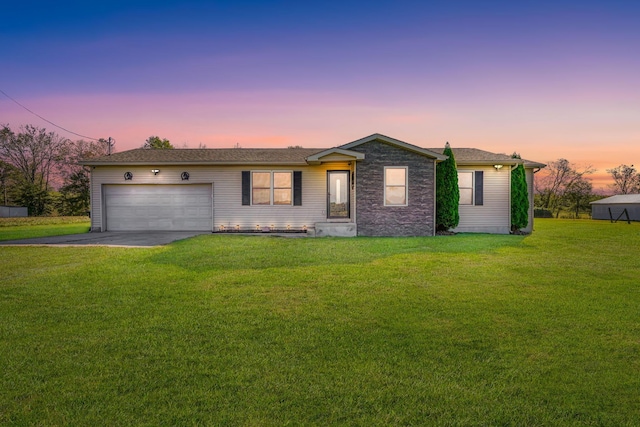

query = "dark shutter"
[293, 171, 302, 206]
[242, 171, 250, 205]
[474, 171, 484, 206]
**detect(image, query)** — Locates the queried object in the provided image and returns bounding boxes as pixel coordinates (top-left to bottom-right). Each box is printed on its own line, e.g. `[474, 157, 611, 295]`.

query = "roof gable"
[306, 148, 365, 164]
[341, 133, 447, 161]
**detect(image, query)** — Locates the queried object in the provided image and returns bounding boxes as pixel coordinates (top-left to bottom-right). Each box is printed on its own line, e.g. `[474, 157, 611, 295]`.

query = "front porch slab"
[314, 222, 357, 237]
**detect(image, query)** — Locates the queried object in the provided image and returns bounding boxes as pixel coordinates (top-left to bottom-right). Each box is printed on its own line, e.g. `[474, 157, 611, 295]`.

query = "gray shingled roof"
[81, 148, 326, 165]
[81, 144, 545, 168]
[590, 194, 640, 205]
[428, 148, 545, 168]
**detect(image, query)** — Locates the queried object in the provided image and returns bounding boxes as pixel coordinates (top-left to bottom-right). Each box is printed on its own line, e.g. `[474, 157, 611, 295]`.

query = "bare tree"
[0, 125, 70, 215]
[0, 160, 19, 206]
[535, 158, 595, 217]
[607, 164, 640, 194]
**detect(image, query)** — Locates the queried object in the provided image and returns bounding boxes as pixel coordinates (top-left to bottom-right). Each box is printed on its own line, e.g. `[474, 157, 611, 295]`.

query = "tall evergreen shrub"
[436, 142, 459, 231]
[511, 161, 529, 232]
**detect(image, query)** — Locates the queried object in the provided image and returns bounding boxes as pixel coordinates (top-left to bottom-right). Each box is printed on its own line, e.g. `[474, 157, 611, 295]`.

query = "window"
[252, 172, 271, 205]
[242, 171, 301, 206]
[458, 171, 484, 206]
[273, 172, 292, 205]
[458, 171, 473, 205]
[251, 171, 292, 205]
[385, 167, 407, 206]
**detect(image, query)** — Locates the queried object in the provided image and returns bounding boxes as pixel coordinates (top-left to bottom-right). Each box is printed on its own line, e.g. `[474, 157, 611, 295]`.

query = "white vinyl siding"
[454, 166, 511, 234]
[524, 168, 535, 233]
[89, 164, 353, 232]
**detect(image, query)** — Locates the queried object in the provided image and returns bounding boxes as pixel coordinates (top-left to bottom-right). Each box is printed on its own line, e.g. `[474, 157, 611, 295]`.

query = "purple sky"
[2, 1, 639, 189]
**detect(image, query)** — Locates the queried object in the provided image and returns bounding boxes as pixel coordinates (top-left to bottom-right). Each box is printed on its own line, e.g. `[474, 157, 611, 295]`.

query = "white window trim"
[458, 170, 474, 205]
[251, 170, 293, 206]
[384, 166, 408, 207]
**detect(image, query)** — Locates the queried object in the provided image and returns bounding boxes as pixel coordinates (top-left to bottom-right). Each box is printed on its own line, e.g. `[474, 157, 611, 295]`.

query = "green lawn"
[0, 216, 90, 241]
[1, 219, 639, 425]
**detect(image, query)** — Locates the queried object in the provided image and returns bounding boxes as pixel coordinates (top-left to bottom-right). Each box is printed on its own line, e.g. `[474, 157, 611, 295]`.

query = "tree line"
[0, 125, 175, 216]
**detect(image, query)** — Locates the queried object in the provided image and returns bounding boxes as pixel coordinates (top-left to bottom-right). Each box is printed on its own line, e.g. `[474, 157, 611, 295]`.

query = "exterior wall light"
[124, 172, 133, 180]
[181, 172, 190, 180]
[236, 224, 240, 231]
[493, 164, 504, 170]
[151, 169, 160, 175]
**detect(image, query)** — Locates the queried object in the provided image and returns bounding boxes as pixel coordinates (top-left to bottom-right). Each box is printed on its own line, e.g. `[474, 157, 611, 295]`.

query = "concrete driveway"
[0, 231, 210, 247]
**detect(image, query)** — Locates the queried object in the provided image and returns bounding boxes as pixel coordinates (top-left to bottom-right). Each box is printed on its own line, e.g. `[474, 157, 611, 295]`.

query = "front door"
[327, 171, 350, 219]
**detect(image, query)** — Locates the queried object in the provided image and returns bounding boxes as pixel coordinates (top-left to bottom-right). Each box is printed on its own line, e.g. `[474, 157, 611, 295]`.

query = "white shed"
[590, 194, 640, 221]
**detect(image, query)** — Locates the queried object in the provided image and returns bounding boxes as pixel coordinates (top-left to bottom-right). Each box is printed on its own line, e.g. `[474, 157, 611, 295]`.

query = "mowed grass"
[0, 216, 90, 241]
[1, 219, 639, 425]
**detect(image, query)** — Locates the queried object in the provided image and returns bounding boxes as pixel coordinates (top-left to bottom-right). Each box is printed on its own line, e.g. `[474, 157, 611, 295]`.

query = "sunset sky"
[2, 1, 639, 190]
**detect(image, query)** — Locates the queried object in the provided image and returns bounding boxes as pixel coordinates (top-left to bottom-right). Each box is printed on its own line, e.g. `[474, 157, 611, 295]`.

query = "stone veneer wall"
[351, 140, 436, 236]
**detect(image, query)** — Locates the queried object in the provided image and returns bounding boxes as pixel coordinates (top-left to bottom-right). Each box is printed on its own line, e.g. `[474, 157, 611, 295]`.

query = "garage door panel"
[104, 184, 212, 231]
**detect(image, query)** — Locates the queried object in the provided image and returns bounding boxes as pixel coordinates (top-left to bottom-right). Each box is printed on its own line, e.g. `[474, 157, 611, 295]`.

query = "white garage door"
[104, 184, 212, 231]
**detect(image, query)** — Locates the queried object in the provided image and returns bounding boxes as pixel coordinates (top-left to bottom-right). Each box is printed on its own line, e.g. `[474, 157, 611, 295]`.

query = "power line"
[0, 89, 101, 141]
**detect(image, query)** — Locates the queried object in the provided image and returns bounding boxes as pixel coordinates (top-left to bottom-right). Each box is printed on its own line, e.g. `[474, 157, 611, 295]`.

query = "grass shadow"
[147, 233, 529, 273]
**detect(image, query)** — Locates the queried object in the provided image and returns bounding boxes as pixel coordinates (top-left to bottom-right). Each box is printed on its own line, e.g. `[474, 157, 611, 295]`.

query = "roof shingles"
[81, 148, 326, 165]
[82, 144, 545, 168]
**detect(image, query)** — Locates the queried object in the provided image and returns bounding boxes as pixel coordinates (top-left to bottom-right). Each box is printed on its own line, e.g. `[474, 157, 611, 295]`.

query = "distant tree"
[58, 139, 110, 216]
[535, 158, 595, 218]
[143, 136, 173, 149]
[58, 170, 91, 215]
[0, 124, 69, 215]
[607, 164, 640, 194]
[287, 145, 304, 149]
[564, 176, 593, 219]
[510, 153, 529, 232]
[0, 160, 19, 206]
[435, 142, 459, 231]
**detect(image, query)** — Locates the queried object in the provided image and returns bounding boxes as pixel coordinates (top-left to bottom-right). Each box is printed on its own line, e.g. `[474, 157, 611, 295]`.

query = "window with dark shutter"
[293, 171, 302, 206]
[241, 171, 250, 205]
[474, 171, 484, 206]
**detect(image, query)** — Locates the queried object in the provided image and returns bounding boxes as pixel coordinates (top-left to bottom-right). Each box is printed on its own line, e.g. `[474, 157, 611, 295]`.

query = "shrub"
[436, 142, 459, 231]
[511, 163, 529, 231]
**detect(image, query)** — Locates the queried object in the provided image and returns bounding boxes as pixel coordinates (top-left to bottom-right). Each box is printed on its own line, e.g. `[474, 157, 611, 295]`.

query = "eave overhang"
[80, 160, 313, 167]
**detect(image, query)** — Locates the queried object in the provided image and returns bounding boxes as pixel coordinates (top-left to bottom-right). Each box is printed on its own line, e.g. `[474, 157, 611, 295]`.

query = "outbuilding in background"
[590, 195, 640, 221]
[0, 206, 28, 218]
